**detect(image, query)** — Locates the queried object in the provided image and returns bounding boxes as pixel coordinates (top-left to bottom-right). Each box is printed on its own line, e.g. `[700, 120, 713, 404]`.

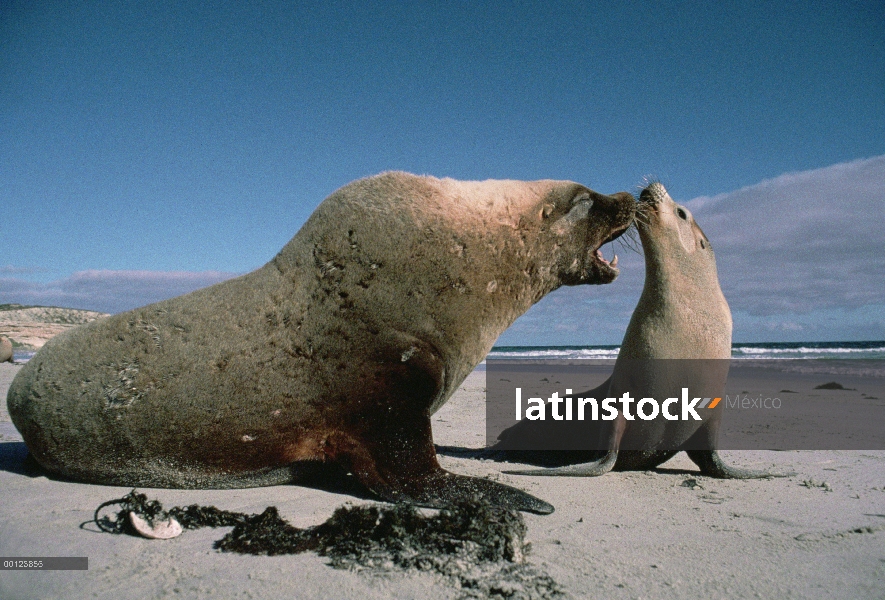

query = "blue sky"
[2, 1, 883, 344]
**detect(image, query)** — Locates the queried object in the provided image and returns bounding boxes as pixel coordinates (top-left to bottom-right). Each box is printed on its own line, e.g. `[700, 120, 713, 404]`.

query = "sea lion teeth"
[595, 248, 616, 268]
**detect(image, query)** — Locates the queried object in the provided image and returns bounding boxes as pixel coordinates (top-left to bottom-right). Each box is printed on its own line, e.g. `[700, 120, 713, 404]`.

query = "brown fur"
[8, 172, 635, 512]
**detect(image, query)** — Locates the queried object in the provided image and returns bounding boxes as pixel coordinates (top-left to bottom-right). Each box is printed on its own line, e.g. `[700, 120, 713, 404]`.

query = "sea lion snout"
[635, 182, 711, 255]
[638, 182, 661, 205]
[596, 191, 637, 243]
[637, 183, 689, 221]
[589, 190, 636, 226]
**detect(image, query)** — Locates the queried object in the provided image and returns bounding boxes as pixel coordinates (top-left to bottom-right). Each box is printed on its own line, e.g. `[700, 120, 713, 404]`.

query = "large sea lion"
[499, 182, 785, 478]
[0, 336, 13, 363]
[8, 171, 635, 514]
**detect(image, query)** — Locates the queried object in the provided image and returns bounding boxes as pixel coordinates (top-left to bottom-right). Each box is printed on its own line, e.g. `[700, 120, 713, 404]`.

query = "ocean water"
[12, 351, 36, 363]
[488, 341, 885, 361]
[14, 341, 885, 364]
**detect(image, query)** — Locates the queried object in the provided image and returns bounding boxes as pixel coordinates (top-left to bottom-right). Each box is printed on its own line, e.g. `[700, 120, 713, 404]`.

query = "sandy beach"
[1, 361, 883, 599]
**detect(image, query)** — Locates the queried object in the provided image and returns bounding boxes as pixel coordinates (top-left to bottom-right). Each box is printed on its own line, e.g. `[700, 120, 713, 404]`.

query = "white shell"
[129, 512, 183, 539]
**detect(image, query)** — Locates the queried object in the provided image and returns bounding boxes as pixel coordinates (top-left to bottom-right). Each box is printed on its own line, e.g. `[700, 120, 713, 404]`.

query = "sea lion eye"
[572, 192, 592, 207]
[676, 208, 688, 220]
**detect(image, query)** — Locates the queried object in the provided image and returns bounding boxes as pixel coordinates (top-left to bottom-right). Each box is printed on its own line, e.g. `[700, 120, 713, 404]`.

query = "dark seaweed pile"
[94, 491, 565, 599]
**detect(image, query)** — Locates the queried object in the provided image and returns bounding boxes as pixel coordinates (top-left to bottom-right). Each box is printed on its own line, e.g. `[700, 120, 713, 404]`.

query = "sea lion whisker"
[638, 175, 663, 190]
[616, 229, 643, 255]
[631, 208, 651, 227]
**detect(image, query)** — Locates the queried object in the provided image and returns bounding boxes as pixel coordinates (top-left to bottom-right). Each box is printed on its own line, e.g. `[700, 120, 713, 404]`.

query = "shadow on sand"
[435, 444, 706, 477]
[0, 441, 44, 478]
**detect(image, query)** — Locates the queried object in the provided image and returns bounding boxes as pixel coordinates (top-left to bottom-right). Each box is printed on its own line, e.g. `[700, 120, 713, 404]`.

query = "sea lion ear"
[695, 222, 711, 250]
[549, 193, 593, 235]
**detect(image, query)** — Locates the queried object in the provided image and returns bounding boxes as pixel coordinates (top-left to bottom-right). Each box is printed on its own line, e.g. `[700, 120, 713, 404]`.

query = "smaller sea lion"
[500, 182, 790, 478]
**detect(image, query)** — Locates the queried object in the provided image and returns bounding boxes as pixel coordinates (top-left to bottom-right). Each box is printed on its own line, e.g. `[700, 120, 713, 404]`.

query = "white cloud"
[0, 270, 239, 314]
[686, 154, 885, 317]
[502, 155, 885, 345]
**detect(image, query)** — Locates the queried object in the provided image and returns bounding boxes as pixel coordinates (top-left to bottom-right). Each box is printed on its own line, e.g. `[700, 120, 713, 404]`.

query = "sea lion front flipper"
[502, 450, 618, 477]
[383, 468, 556, 515]
[686, 450, 795, 479]
[345, 411, 554, 514]
[502, 407, 624, 477]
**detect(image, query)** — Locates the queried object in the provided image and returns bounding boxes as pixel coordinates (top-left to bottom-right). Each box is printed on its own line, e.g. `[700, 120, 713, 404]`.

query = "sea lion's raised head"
[638, 182, 710, 251]
[636, 182, 715, 275]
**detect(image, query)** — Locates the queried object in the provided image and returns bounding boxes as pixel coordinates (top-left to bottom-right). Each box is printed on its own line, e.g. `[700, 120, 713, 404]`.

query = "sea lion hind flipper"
[686, 450, 796, 479]
[351, 452, 555, 514]
[344, 418, 554, 514]
[389, 469, 556, 515]
[502, 450, 618, 477]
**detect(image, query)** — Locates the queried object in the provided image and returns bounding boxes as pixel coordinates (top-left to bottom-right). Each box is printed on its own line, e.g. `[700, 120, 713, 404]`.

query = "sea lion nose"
[640, 182, 668, 205]
[590, 191, 633, 213]
[602, 191, 639, 225]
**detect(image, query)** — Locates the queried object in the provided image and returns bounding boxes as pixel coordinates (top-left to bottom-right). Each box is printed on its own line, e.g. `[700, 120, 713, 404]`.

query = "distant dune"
[0, 304, 109, 350]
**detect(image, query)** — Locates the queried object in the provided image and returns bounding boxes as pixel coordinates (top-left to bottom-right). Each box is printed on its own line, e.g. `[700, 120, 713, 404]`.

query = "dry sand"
[1, 362, 883, 599]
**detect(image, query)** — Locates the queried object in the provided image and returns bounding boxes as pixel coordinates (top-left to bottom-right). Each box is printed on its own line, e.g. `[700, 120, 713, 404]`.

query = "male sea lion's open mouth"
[559, 190, 635, 287]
